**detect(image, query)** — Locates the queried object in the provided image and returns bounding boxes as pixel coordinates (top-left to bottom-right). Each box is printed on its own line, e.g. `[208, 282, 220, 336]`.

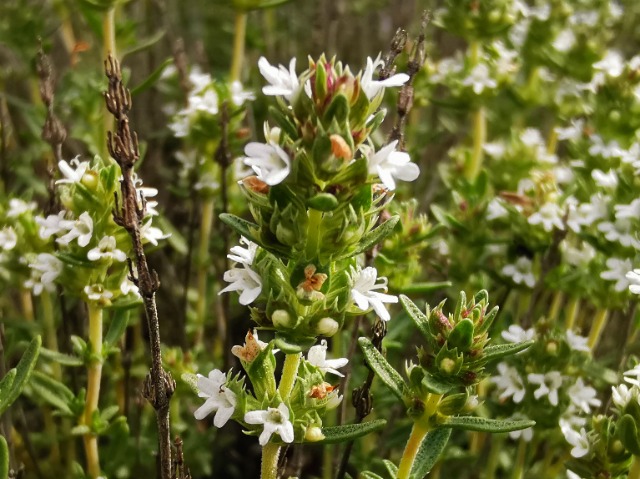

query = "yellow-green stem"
[510, 438, 527, 479]
[20, 290, 34, 322]
[82, 303, 103, 479]
[278, 353, 301, 400]
[465, 106, 486, 181]
[230, 11, 248, 82]
[549, 291, 564, 323]
[41, 292, 61, 380]
[305, 209, 323, 260]
[565, 296, 580, 330]
[588, 308, 609, 351]
[102, 7, 116, 161]
[260, 442, 281, 479]
[195, 197, 215, 346]
[397, 422, 430, 479]
[547, 127, 558, 155]
[485, 435, 503, 479]
[629, 455, 640, 479]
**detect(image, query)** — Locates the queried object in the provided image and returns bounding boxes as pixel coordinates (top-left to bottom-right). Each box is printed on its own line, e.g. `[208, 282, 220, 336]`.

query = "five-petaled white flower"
[194, 369, 237, 428]
[244, 402, 294, 446]
[307, 339, 348, 377]
[568, 378, 601, 414]
[57, 212, 93, 247]
[56, 156, 90, 184]
[87, 236, 127, 262]
[228, 236, 258, 265]
[364, 140, 420, 191]
[360, 54, 409, 100]
[0, 227, 17, 251]
[24, 253, 63, 295]
[501, 257, 536, 288]
[84, 284, 114, 304]
[601, 257, 634, 292]
[350, 266, 398, 321]
[36, 211, 73, 239]
[627, 269, 640, 295]
[566, 331, 590, 352]
[258, 57, 300, 101]
[140, 219, 170, 246]
[462, 64, 497, 94]
[7, 199, 36, 218]
[242, 142, 291, 186]
[231, 81, 256, 106]
[491, 362, 526, 403]
[219, 264, 262, 305]
[528, 202, 565, 232]
[501, 325, 535, 344]
[561, 424, 591, 458]
[528, 371, 563, 406]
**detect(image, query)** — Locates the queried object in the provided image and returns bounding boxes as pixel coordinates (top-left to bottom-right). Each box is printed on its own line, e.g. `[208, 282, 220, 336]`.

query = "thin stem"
[102, 7, 116, 160]
[230, 11, 248, 82]
[465, 106, 486, 181]
[629, 455, 640, 479]
[41, 292, 61, 380]
[510, 438, 527, 479]
[397, 422, 430, 479]
[261, 442, 281, 479]
[305, 209, 323, 260]
[565, 296, 580, 330]
[588, 308, 609, 350]
[485, 435, 503, 479]
[279, 353, 301, 400]
[195, 197, 215, 346]
[549, 291, 564, 323]
[20, 289, 34, 322]
[82, 302, 103, 479]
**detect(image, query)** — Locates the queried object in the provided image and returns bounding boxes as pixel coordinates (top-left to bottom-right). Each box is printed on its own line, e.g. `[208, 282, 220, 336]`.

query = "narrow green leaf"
[268, 106, 298, 140]
[471, 341, 534, 365]
[131, 57, 173, 96]
[399, 282, 452, 295]
[0, 435, 8, 479]
[104, 309, 129, 347]
[39, 348, 84, 367]
[361, 473, 385, 479]
[219, 214, 261, 244]
[28, 371, 74, 416]
[383, 459, 398, 478]
[421, 374, 456, 395]
[0, 370, 16, 403]
[0, 336, 41, 416]
[399, 295, 430, 341]
[121, 30, 166, 59]
[319, 419, 386, 444]
[358, 338, 408, 403]
[411, 428, 451, 478]
[337, 216, 400, 260]
[444, 416, 535, 433]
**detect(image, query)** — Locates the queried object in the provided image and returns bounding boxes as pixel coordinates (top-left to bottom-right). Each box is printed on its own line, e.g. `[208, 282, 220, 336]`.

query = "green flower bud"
[304, 426, 325, 442]
[316, 317, 339, 337]
[272, 309, 293, 329]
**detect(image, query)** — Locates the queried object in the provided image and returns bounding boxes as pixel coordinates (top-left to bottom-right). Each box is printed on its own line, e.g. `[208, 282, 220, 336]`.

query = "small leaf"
[273, 334, 316, 354]
[28, 371, 74, 416]
[383, 459, 398, 478]
[400, 295, 430, 341]
[422, 374, 455, 395]
[39, 348, 84, 367]
[399, 282, 452, 295]
[447, 319, 474, 351]
[0, 336, 41, 416]
[337, 216, 400, 260]
[71, 424, 91, 436]
[319, 419, 386, 444]
[618, 414, 640, 456]
[219, 213, 260, 242]
[323, 94, 349, 125]
[268, 106, 298, 140]
[471, 341, 534, 365]
[130, 57, 173, 96]
[443, 416, 535, 433]
[411, 428, 451, 478]
[358, 337, 408, 403]
[306, 193, 339, 212]
[104, 309, 129, 347]
[121, 30, 166, 60]
[361, 473, 385, 479]
[0, 370, 16, 403]
[0, 435, 8, 479]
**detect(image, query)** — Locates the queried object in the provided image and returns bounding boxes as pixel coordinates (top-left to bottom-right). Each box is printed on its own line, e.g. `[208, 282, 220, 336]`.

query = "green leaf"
[0, 370, 16, 404]
[447, 319, 474, 351]
[181, 373, 199, 394]
[430, 205, 467, 231]
[273, 334, 316, 355]
[28, 371, 74, 416]
[399, 295, 430, 341]
[0, 435, 8, 479]
[39, 348, 84, 367]
[219, 214, 261, 244]
[361, 473, 385, 479]
[319, 419, 386, 444]
[104, 309, 129, 347]
[383, 459, 398, 478]
[411, 428, 451, 478]
[443, 416, 535, 433]
[618, 414, 640, 456]
[121, 30, 166, 60]
[399, 282, 452, 295]
[268, 106, 298, 140]
[130, 57, 173, 96]
[306, 193, 339, 212]
[337, 216, 400, 260]
[0, 336, 41, 416]
[421, 374, 456, 395]
[323, 94, 349, 126]
[471, 341, 534, 365]
[358, 337, 408, 403]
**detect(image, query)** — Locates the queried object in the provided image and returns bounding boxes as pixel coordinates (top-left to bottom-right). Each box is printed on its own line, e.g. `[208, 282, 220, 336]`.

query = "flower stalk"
[587, 308, 609, 350]
[230, 11, 248, 82]
[397, 421, 430, 479]
[82, 302, 103, 479]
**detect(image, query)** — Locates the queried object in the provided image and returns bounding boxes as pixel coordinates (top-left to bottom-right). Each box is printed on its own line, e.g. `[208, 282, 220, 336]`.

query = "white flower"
[219, 264, 262, 305]
[589, 135, 624, 159]
[36, 211, 73, 239]
[189, 89, 219, 115]
[561, 239, 596, 266]
[491, 362, 526, 403]
[566, 331, 590, 352]
[87, 236, 127, 262]
[194, 369, 237, 428]
[527, 371, 563, 406]
[626, 269, 640, 294]
[120, 278, 140, 298]
[228, 236, 258, 265]
[623, 364, 640, 387]
[601, 257, 634, 292]
[592, 169, 618, 189]
[7, 199, 36, 218]
[528, 202, 565, 232]
[230, 81, 255, 106]
[242, 142, 291, 186]
[553, 29, 576, 52]
[258, 57, 300, 101]
[56, 156, 90, 184]
[188, 67, 213, 94]
[598, 220, 640, 249]
[365, 140, 420, 190]
[462, 64, 497, 94]
[0, 227, 17, 251]
[84, 284, 114, 303]
[24, 253, 63, 295]
[502, 257, 536, 288]
[501, 325, 535, 343]
[593, 50, 625, 78]
[521, 128, 544, 147]
[508, 414, 533, 442]
[486, 198, 509, 220]
[132, 173, 159, 217]
[555, 119, 584, 141]
[360, 54, 409, 100]
[244, 402, 294, 446]
[483, 142, 506, 158]
[56, 212, 93, 247]
[568, 378, 601, 414]
[578, 194, 609, 224]
[140, 219, 170, 246]
[349, 266, 398, 321]
[561, 424, 590, 458]
[307, 339, 348, 377]
[614, 198, 640, 221]
[168, 115, 190, 138]
[612, 383, 638, 410]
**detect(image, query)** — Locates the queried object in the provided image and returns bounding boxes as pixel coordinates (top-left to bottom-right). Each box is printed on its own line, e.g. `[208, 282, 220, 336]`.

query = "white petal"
[213, 405, 234, 428]
[244, 410, 267, 425]
[194, 400, 217, 420]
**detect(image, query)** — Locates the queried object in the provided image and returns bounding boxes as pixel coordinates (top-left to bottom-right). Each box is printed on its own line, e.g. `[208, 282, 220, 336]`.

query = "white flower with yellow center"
[244, 403, 294, 446]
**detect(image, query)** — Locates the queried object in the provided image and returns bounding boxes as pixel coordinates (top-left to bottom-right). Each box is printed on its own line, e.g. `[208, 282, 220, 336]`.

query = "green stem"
[465, 106, 486, 181]
[587, 308, 609, 351]
[565, 297, 580, 330]
[549, 291, 564, 323]
[278, 353, 301, 400]
[41, 292, 61, 380]
[260, 442, 281, 479]
[102, 7, 116, 161]
[305, 209, 323, 260]
[82, 303, 103, 479]
[230, 11, 248, 83]
[397, 422, 430, 479]
[510, 438, 527, 479]
[195, 197, 215, 346]
[629, 455, 640, 479]
[485, 435, 503, 479]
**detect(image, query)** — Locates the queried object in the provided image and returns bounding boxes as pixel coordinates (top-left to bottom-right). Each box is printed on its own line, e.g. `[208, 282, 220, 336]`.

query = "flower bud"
[316, 317, 339, 337]
[304, 426, 325, 442]
[81, 171, 99, 190]
[272, 309, 293, 329]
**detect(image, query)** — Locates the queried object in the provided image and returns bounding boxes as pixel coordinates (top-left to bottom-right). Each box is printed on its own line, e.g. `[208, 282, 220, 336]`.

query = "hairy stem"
[230, 11, 248, 82]
[260, 442, 281, 479]
[565, 296, 580, 330]
[82, 302, 103, 479]
[397, 422, 430, 479]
